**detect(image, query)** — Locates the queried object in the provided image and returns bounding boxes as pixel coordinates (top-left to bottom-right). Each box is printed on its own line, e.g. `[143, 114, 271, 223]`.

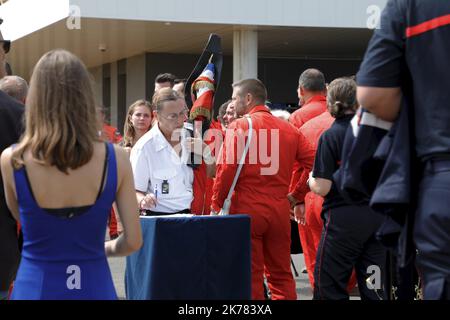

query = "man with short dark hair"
[0, 29, 23, 300]
[0, 76, 28, 104]
[173, 78, 186, 97]
[154, 73, 176, 92]
[212, 78, 315, 300]
[289, 68, 327, 128]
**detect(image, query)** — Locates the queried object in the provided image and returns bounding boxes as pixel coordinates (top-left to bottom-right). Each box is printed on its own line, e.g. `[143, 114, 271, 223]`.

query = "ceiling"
[8, 17, 374, 79]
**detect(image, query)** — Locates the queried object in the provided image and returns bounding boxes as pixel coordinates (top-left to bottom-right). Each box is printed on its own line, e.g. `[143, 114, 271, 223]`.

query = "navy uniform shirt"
[313, 115, 353, 212]
[357, 0, 450, 160]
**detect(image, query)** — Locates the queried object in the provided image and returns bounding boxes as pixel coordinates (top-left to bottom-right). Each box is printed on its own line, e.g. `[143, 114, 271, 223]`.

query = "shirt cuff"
[312, 170, 332, 180]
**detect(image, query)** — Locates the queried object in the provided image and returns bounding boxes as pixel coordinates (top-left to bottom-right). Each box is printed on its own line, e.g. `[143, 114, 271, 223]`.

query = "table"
[125, 214, 251, 300]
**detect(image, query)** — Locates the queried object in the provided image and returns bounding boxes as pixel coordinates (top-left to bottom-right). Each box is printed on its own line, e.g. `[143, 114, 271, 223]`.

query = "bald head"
[0, 75, 28, 104]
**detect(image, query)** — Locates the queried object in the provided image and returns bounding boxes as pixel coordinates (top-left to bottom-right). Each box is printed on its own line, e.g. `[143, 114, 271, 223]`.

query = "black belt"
[425, 158, 450, 173]
[143, 209, 190, 216]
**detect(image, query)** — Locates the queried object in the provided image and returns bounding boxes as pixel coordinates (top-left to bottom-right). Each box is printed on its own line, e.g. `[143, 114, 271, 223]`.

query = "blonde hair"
[12, 49, 100, 173]
[123, 99, 152, 147]
[327, 77, 358, 118]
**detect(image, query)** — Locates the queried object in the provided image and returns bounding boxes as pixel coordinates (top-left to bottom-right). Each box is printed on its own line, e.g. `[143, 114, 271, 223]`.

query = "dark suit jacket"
[0, 90, 24, 291]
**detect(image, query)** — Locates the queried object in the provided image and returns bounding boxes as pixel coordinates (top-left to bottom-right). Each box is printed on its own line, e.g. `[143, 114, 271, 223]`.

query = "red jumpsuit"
[288, 95, 328, 203]
[290, 112, 334, 288]
[212, 105, 315, 300]
[289, 95, 327, 129]
[101, 124, 122, 238]
[290, 112, 357, 292]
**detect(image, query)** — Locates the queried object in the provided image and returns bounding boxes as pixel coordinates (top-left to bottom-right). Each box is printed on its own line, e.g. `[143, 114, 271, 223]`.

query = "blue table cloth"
[125, 214, 251, 300]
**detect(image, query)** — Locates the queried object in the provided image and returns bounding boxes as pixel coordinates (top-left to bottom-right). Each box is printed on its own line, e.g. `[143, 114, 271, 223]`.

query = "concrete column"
[233, 27, 258, 82]
[110, 61, 118, 128]
[126, 53, 146, 107]
[88, 66, 103, 107]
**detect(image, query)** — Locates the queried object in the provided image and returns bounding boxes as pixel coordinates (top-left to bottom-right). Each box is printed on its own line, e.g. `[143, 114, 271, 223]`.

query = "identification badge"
[162, 180, 169, 194]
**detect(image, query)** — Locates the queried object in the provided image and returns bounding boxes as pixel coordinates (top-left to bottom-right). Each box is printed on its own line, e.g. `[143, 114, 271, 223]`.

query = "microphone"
[184, 121, 201, 169]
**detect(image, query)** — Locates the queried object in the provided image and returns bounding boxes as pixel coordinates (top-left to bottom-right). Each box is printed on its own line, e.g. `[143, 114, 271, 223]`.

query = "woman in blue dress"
[0, 49, 142, 300]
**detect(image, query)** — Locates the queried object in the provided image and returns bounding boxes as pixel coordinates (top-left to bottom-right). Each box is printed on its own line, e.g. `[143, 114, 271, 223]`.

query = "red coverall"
[289, 95, 327, 129]
[290, 112, 334, 288]
[290, 112, 357, 292]
[212, 106, 315, 300]
[288, 95, 328, 204]
[101, 124, 122, 238]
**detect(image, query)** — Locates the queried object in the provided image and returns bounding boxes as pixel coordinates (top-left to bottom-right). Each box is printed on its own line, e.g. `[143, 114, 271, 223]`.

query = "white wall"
[71, 0, 387, 29]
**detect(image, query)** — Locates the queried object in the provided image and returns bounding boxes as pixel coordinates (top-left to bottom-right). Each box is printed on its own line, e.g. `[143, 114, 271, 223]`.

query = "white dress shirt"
[130, 124, 194, 213]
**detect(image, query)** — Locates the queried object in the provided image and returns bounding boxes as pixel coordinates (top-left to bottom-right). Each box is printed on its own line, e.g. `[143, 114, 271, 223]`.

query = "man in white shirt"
[130, 88, 214, 214]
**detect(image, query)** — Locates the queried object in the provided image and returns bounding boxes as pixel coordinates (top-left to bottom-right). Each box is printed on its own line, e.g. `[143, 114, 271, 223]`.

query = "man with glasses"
[130, 88, 215, 215]
[0, 29, 23, 300]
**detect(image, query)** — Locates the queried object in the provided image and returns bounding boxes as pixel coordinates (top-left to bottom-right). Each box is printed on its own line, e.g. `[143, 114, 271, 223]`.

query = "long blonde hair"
[12, 49, 100, 173]
[123, 99, 152, 147]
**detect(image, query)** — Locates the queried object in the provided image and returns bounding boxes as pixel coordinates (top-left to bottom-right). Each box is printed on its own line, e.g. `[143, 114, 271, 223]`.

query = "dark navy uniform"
[357, 0, 450, 299]
[0, 91, 23, 297]
[312, 115, 386, 300]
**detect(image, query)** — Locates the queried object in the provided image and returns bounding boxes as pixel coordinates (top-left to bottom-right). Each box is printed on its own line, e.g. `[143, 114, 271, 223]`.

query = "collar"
[247, 105, 271, 115]
[304, 95, 326, 105]
[152, 124, 189, 161]
[152, 124, 171, 153]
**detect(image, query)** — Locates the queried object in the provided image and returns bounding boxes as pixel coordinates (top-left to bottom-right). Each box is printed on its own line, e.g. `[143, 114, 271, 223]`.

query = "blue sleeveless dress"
[11, 143, 117, 300]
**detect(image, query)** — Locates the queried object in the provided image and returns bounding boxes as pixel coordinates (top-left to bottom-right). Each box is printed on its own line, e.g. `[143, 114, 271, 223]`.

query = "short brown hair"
[12, 49, 99, 173]
[232, 79, 267, 105]
[299, 68, 326, 92]
[155, 73, 176, 87]
[326, 77, 358, 118]
[217, 99, 231, 124]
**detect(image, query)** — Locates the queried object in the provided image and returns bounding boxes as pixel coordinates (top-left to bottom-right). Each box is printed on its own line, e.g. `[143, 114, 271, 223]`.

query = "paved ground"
[107, 253, 315, 300]
[108, 253, 362, 300]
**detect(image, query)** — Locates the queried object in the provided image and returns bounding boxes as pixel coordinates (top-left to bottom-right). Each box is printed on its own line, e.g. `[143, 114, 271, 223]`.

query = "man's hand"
[184, 137, 206, 156]
[294, 203, 306, 225]
[139, 193, 157, 210]
[210, 206, 219, 216]
[287, 193, 300, 209]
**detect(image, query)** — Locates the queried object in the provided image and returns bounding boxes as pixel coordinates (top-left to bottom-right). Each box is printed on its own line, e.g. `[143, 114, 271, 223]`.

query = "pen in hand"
[154, 184, 158, 200]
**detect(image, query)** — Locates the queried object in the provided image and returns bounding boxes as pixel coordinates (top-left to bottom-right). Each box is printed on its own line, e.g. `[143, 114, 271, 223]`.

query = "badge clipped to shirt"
[161, 180, 169, 194]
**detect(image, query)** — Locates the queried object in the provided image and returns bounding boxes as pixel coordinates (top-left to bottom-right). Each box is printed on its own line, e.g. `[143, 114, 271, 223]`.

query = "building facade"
[0, 0, 387, 129]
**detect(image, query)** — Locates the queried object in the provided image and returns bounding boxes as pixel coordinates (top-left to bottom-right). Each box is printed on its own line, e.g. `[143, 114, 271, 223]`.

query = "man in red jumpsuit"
[287, 69, 328, 287]
[288, 73, 357, 292]
[289, 111, 334, 288]
[289, 69, 327, 128]
[288, 68, 328, 224]
[211, 79, 315, 300]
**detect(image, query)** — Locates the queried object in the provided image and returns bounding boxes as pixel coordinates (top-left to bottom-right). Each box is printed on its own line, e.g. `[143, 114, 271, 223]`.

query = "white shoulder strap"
[220, 116, 253, 215]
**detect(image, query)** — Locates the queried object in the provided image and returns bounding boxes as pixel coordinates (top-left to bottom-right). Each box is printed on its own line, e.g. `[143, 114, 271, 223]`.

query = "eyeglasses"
[158, 108, 189, 121]
[0, 40, 10, 54]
